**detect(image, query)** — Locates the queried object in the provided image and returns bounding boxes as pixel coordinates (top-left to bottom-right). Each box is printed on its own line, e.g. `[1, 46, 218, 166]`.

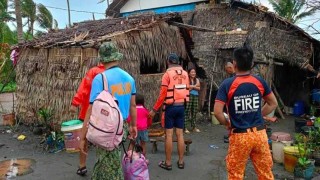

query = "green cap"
[98, 42, 123, 63]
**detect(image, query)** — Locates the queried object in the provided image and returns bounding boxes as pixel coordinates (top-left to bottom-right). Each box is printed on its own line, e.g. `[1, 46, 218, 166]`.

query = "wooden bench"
[149, 137, 192, 156]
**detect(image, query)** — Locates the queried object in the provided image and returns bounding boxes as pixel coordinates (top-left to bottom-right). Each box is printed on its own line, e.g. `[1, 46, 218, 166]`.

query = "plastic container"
[61, 120, 83, 153]
[283, 146, 299, 173]
[293, 101, 305, 117]
[211, 112, 220, 125]
[312, 89, 320, 103]
[270, 132, 292, 163]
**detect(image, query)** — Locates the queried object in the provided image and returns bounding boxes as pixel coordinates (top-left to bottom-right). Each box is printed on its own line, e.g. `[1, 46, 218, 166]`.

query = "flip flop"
[76, 166, 87, 176]
[158, 161, 172, 171]
[177, 161, 184, 169]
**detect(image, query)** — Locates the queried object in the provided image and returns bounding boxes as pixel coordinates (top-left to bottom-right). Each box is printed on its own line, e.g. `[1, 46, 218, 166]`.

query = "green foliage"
[268, 0, 316, 23]
[37, 3, 53, 29]
[295, 133, 313, 169]
[0, 81, 16, 92]
[38, 108, 54, 131]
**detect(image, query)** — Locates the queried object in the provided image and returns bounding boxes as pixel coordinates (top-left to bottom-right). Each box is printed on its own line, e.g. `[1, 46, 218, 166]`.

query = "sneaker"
[193, 128, 201, 133]
[184, 129, 190, 134]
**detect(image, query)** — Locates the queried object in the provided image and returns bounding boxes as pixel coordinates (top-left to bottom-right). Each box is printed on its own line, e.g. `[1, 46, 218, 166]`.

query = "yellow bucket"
[283, 146, 299, 173]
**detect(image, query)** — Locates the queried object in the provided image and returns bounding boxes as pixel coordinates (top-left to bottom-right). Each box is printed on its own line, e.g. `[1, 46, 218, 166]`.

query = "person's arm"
[79, 104, 92, 154]
[149, 73, 169, 118]
[213, 81, 229, 127]
[214, 102, 229, 126]
[129, 95, 137, 139]
[260, 78, 278, 116]
[191, 78, 200, 91]
[262, 92, 278, 116]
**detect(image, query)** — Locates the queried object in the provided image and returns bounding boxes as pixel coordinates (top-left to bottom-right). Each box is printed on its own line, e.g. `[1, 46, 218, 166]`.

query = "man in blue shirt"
[214, 45, 278, 180]
[80, 42, 137, 180]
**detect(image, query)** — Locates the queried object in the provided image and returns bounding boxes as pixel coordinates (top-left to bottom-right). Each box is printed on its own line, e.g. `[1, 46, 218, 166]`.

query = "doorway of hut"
[273, 62, 311, 116]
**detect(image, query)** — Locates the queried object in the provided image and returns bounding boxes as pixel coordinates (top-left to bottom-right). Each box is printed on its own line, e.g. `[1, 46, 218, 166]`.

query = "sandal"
[158, 161, 172, 171]
[76, 166, 87, 176]
[177, 161, 185, 169]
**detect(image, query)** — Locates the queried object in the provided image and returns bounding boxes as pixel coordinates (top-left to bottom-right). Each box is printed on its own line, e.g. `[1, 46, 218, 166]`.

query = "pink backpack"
[122, 142, 149, 180]
[86, 73, 124, 151]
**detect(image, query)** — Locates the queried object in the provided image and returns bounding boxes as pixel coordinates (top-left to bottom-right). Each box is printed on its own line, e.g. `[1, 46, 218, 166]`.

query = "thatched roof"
[22, 13, 181, 49]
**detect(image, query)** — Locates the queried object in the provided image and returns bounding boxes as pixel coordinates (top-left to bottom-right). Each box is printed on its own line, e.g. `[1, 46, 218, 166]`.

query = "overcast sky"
[8, 0, 320, 39]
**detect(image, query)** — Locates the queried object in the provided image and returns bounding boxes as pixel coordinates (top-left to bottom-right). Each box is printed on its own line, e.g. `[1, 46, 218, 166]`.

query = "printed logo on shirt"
[234, 93, 259, 114]
[101, 109, 110, 116]
[110, 82, 132, 96]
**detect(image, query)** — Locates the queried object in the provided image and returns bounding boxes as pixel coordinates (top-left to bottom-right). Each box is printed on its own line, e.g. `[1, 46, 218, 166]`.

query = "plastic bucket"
[312, 89, 320, 103]
[293, 101, 305, 117]
[211, 112, 220, 125]
[61, 120, 83, 153]
[283, 146, 299, 173]
[272, 141, 292, 163]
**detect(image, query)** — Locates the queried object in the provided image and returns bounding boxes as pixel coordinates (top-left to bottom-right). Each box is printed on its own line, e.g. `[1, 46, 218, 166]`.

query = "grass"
[0, 81, 16, 93]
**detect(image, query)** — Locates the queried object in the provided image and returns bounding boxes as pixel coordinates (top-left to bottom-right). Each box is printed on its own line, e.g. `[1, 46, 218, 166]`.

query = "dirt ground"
[0, 93, 319, 180]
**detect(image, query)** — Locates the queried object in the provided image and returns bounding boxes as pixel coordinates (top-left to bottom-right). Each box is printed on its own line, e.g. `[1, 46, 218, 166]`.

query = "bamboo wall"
[16, 48, 98, 124]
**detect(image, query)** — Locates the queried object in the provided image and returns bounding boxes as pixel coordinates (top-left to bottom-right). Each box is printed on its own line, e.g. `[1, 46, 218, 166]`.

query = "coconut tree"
[269, 0, 317, 23]
[14, 0, 23, 43]
[37, 3, 53, 30]
[20, 0, 36, 35]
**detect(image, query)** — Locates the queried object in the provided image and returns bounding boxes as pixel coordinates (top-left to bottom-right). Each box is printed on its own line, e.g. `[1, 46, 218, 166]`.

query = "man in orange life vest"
[149, 53, 189, 170]
[214, 46, 278, 179]
[70, 63, 105, 176]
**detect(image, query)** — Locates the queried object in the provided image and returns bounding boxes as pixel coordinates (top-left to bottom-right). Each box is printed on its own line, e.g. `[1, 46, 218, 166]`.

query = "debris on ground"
[17, 135, 26, 141]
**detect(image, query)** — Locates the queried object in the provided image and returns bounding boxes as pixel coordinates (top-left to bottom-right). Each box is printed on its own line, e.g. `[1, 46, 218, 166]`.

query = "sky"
[8, 0, 320, 39]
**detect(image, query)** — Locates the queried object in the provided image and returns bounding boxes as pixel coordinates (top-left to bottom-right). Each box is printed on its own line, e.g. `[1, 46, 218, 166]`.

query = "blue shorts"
[165, 105, 185, 129]
[136, 130, 149, 144]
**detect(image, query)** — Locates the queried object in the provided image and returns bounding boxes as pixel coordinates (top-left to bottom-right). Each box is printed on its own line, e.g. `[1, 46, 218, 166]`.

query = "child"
[128, 94, 151, 159]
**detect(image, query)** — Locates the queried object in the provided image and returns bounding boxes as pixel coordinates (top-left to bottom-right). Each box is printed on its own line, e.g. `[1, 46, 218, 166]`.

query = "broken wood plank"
[272, 83, 288, 115]
[276, 106, 285, 119]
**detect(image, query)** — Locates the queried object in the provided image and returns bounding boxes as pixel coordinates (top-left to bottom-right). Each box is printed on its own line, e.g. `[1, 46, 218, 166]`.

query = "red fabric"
[71, 64, 105, 120]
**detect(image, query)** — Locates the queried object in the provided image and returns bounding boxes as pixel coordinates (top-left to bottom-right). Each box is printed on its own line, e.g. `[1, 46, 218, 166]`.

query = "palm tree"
[21, 0, 36, 35]
[14, 0, 23, 43]
[37, 3, 53, 30]
[269, 0, 317, 23]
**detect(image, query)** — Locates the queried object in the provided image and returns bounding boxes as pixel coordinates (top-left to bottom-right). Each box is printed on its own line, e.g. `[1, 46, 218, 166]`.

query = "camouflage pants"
[92, 123, 129, 180]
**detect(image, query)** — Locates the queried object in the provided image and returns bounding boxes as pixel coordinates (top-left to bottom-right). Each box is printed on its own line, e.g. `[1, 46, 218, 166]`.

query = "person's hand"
[79, 139, 88, 155]
[70, 105, 77, 113]
[148, 110, 156, 119]
[129, 125, 137, 139]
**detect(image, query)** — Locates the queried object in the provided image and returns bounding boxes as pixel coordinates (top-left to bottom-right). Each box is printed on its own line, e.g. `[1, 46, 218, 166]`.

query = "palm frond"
[36, 3, 53, 30]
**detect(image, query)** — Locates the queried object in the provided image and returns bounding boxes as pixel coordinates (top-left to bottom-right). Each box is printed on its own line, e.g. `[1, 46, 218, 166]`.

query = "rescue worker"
[149, 53, 189, 170]
[70, 62, 105, 176]
[214, 45, 278, 180]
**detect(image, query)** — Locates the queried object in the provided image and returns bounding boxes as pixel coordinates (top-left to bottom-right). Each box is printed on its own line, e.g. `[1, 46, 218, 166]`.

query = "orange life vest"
[165, 67, 190, 105]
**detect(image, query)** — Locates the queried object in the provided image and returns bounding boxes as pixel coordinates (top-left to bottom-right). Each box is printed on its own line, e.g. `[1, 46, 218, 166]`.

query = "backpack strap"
[101, 73, 108, 91]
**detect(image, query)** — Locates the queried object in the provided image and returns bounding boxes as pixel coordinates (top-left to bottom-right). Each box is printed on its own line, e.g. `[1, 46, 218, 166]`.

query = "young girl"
[185, 68, 201, 134]
[128, 94, 151, 158]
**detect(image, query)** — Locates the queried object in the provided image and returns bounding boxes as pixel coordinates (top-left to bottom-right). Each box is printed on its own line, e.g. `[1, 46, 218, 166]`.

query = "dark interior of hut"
[274, 62, 312, 114]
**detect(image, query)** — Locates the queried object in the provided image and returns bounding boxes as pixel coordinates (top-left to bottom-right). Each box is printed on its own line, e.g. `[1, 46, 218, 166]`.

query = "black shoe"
[223, 135, 229, 143]
[76, 166, 87, 176]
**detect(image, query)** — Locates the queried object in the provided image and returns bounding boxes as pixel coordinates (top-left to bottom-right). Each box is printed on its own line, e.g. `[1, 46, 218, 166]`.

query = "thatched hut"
[16, 13, 188, 124]
[17, 1, 320, 124]
[178, 2, 320, 115]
